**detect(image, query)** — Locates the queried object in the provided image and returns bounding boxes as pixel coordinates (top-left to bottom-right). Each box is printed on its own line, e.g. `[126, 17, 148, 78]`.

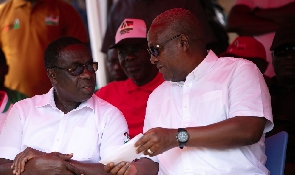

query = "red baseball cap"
[219, 36, 266, 60]
[110, 18, 147, 49]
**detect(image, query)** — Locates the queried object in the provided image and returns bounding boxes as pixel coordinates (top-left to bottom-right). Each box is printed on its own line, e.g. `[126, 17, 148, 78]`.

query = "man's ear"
[47, 69, 58, 85]
[179, 34, 189, 51]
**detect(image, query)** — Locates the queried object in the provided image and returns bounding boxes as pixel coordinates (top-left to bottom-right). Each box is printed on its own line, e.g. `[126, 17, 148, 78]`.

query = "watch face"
[178, 131, 189, 142]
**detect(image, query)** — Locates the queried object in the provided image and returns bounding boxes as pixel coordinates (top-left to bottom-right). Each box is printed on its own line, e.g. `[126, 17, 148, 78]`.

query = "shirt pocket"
[67, 127, 98, 161]
[195, 90, 226, 126]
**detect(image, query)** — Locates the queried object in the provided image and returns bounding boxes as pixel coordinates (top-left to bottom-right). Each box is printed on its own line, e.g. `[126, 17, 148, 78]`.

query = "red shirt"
[96, 73, 164, 138]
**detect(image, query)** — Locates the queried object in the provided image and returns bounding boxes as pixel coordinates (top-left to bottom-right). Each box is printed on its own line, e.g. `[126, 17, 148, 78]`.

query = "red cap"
[110, 18, 147, 49]
[219, 36, 266, 60]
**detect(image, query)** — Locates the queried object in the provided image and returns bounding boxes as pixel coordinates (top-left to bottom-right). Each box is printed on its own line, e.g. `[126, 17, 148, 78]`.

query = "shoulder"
[149, 81, 170, 97]
[218, 57, 257, 69]
[91, 95, 126, 123]
[92, 95, 122, 114]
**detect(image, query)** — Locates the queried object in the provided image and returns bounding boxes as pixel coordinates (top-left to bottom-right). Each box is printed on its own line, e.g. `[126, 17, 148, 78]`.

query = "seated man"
[0, 36, 130, 175]
[268, 23, 295, 175]
[106, 8, 273, 174]
[96, 18, 164, 139]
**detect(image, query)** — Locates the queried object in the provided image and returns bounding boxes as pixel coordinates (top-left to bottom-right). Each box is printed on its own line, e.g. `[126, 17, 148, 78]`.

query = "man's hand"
[12, 147, 46, 174]
[12, 149, 83, 175]
[20, 152, 83, 175]
[104, 161, 137, 175]
[134, 127, 177, 156]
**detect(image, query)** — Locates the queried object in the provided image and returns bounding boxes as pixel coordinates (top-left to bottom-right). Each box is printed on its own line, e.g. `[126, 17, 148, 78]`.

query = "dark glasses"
[51, 62, 98, 76]
[273, 45, 295, 57]
[147, 34, 181, 57]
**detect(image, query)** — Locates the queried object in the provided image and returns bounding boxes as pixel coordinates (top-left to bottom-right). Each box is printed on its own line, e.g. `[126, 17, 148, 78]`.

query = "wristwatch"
[176, 128, 189, 149]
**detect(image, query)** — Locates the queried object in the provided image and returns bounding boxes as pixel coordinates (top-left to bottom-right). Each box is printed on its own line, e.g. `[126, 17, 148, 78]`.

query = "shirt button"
[56, 138, 59, 142]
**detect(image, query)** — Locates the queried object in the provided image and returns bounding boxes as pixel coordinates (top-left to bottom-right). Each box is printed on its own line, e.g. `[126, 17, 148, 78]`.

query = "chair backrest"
[265, 131, 288, 175]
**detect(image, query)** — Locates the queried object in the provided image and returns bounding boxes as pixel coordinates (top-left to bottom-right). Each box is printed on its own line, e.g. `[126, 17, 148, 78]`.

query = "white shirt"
[0, 88, 129, 163]
[234, 0, 295, 78]
[144, 51, 273, 175]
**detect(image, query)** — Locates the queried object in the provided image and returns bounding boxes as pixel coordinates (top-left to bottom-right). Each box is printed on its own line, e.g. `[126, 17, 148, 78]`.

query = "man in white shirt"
[0, 36, 130, 175]
[130, 8, 273, 175]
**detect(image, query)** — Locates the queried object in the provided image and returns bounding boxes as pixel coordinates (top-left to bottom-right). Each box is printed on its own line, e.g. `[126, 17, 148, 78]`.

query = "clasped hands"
[11, 127, 174, 175]
[11, 147, 83, 175]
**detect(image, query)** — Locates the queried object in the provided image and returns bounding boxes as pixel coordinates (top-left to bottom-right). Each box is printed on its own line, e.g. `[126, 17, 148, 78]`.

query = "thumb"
[57, 153, 73, 161]
[65, 162, 84, 175]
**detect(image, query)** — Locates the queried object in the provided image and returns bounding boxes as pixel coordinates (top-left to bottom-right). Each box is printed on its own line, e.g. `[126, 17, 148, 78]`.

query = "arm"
[226, 5, 280, 35]
[104, 158, 158, 175]
[11, 148, 107, 175]
[0, 158, 13, 175]
[136, 60, 272, 156]
[135, 116, 266, 156]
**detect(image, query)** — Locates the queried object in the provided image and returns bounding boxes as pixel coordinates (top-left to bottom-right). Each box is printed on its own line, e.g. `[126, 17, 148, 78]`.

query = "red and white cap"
[219, 36, 266, 61]
[110, 18, 147, 49]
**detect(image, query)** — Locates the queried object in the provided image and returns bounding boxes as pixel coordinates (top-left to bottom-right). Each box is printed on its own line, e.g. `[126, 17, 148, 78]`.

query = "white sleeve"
[0, 104, 23, 160]
[99, 106, 129, 160]
[228, 61, 273, 133]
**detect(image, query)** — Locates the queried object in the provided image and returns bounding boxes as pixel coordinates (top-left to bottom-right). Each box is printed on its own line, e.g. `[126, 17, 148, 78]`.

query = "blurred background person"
[226, 0, 295, 78]
[0, 49, 27, 112]
[0, 0, 88, 97]
[106, 48, 127, 83]
[199, 0, 229, 55]
[101, 0, 231, 84]
[96, 18, 164, 139]
[219, 36, 270, 84]
[267, 23, 295, 175]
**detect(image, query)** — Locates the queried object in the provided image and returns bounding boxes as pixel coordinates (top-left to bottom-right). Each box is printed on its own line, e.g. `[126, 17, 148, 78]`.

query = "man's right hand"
[104, 161, 138, 175]
[11, 148, 83, 175]
[12, 147, 46, 174]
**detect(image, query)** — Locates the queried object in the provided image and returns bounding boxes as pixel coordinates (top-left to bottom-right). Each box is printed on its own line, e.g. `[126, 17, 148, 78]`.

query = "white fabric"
[233, 0, 295, 78]
[144, 50, 273, 175]
[0, 88, 129, 163]
[100, 133, 144, 165]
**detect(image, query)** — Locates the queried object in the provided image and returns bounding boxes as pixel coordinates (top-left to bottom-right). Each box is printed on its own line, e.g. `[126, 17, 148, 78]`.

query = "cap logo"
[119, 20, 134, 35]
[228, 40, 246, 52]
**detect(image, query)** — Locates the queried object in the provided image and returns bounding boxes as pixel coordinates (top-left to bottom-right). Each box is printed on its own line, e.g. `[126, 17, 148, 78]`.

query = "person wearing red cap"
[227, 0, 295, 78]
[268, 23, 295, 175]
[96, 18, 164, 140]
[219, 36, 270, 84]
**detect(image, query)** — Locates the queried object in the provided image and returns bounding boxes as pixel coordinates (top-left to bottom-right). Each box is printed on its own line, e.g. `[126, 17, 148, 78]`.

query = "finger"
[109, 162, 127, 175]
[57, 153, 73, 161]
[125, 163, 138, 175]
[13, 152, 25, 174]
[11, 152, 20, 169]
[134, 134, 149, 147]
[104, 162, 114, 173]
[65, 162, 84, 175]
[19, 154, 32, 173]
[117, 162, 130, 175]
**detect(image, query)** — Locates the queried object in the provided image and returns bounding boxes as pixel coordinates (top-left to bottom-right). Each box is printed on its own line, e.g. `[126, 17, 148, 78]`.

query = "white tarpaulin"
[85, 0, 108, 88]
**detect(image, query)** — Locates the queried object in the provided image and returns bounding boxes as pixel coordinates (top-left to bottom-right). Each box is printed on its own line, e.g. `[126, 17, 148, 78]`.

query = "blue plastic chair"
[265, 131, 288, 175]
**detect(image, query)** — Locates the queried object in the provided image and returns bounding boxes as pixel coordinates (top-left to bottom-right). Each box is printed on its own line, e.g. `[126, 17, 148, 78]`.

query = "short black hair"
[44, 36, 85, 69]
